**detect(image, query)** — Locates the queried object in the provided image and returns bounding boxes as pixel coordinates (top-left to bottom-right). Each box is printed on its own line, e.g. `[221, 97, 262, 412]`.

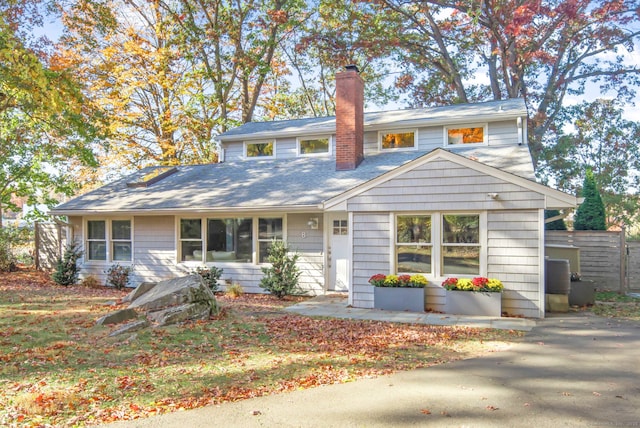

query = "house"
[52, 66, 578, 318]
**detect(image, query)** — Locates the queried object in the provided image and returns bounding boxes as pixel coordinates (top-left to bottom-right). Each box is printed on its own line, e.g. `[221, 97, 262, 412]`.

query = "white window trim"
[378, 129, 418, 151]
[176, 214, 287, 265]
[443, 123, 488, 147]
[244, 139, 276, 159]
[84, 218, 134, 264]
[393, 212, 486, 280]
[297, 135, 332, 157]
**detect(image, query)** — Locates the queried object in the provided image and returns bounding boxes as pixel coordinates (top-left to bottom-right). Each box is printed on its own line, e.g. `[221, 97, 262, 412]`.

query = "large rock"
[122, 282, 157, 303]
[128, 275, 219, 324]
[96, 308, 138, 325]
[147, 302, 213, 326]
[109, 319, 150, 337]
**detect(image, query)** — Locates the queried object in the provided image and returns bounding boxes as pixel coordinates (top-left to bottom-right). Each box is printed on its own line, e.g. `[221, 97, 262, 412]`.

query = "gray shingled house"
[52, 67, 578, 318]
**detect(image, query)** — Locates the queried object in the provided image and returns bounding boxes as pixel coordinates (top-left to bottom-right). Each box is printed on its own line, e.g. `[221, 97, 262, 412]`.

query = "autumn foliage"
[0, 269, 520, 426]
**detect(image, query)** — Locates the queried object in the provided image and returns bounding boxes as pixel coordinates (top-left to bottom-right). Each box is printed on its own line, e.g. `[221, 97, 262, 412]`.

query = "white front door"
[328, 215, 349, 291]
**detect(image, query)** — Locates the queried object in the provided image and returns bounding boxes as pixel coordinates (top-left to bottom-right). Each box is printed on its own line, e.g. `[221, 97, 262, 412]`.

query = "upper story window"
[380, 130, 416, 150]
[445, 124, 487, 146]
[298, 136, 330, 156]
[245, 140, 274, 158]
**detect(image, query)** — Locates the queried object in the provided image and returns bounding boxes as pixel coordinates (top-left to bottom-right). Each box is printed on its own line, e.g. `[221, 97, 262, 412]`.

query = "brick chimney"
[335, 65, 364, 171]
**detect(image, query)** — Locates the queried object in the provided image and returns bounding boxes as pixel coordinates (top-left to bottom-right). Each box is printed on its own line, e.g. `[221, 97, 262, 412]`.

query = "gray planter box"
[373, 287, 425, 312]
[568, 281, 596, 306]
[445, 290, 502, 317]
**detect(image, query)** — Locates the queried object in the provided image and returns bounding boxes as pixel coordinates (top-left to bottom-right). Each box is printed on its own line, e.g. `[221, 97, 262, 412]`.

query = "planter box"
[374, 287, 425, 312]
[445, 290, 502, 317]
[568, 281, 596, 306]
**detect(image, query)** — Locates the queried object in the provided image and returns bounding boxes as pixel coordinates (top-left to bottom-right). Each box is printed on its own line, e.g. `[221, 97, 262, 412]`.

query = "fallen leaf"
[421, 409, 431, 415]
[486, 405, 499, 411]
[592, 392, 601, 396]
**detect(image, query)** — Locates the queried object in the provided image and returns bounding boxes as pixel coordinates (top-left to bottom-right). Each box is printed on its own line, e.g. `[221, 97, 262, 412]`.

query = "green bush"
[52, 242, 82, 286]
[105, 264, 133, 289]
[574, 168, 606, 230]
[259, 240, 302, 298]
[0, 226, 32, 272]
[193, 266, 224, 292]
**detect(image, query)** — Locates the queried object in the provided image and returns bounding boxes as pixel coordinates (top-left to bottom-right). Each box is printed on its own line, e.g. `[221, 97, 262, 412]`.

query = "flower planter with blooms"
[369, 274, 428, 312]
[442, 277, 503, 317]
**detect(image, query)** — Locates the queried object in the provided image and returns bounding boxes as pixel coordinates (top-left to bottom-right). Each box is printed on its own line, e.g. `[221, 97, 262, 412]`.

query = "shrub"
[81, 275, 102, 289]
[259, 240, 302, 298]
[0, 226, 32, 272]
[192, 266, 223, 292]
[105, 264, 133, 289]
[225, 282, 244, 298]
[52, 242, 82, 286]
[574, 168, 606, 230]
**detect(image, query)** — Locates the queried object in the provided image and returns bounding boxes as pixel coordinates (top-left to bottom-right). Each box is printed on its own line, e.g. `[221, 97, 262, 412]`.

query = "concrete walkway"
[104, 299, 640, 428]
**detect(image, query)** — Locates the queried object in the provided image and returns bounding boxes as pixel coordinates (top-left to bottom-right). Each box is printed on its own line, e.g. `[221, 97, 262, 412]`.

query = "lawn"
[592, 291, 640, 320]
[0, 269, 522, 427]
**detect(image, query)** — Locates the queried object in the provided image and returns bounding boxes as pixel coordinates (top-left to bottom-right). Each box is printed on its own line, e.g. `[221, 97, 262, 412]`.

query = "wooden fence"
[626, 241, 640, 292]
[34, 222, 67, 270]
[545, 230, 628, 293]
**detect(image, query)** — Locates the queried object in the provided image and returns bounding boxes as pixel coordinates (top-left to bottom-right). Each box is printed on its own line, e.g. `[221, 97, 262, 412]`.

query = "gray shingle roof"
[53, 145, 535, 215]
[218, 99, 527, 141]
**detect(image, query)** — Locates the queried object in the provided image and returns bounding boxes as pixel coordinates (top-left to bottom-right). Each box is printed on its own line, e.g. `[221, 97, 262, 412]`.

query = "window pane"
[259, 218, 283, 239]
[259, 241, 272, 263]
[206, 218, 252, 262]
[397, 246, 432, 273]
[300, 138, 329, 154]
[247, 141, 273, 157]
[442, 215, 479, 243]
[88, 241, 106, 260]
[180, 219, 201, 239]
[88, 221, 105, 240]
[397, 216, 431, 243]
[442, 246, 480, 275]
[113, 242, 132, 261]
[332, 220, 348, 235]
[112, 220, 131, 240]
[181, 241, 203, 262]
[447, 127, 484, 145]
[382, 132, 414, 149]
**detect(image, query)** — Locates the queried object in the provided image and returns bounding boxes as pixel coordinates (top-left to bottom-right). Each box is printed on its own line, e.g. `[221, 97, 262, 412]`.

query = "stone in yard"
[96, 308, 138, 325]
[122, 281, 157, 303]
[109, 319, 149, 337]
[147, 302, 213, 326]
[129, 275, 216, 311]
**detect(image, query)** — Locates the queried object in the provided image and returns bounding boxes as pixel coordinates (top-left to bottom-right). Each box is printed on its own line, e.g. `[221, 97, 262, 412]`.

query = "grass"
[0, 269, 524, 426]
[592, 290, 640, 320]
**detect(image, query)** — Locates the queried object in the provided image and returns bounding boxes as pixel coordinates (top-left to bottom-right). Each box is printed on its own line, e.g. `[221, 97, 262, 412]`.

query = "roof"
[218, 98, 527, 142]
[52, 145, 537, 215]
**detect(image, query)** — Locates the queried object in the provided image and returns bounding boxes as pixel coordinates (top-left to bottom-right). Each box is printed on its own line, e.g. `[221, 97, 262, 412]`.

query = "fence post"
[620, 227, 627, 295]
[34, 222, 41, 271]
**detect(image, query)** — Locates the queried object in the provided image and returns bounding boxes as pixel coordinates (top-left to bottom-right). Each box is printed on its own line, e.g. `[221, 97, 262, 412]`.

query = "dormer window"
[245, 140, 274, 158]
[379, 130, 416, 150]
[298, 136, 331, 156]
[445, 124, 487, 146]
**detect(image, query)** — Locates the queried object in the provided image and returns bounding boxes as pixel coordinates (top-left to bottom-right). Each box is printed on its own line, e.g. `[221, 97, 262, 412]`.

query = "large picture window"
[441, 214, 480, 275]
[380, 130, 415, 150]
[207, 218, 252, 262]
[396, 215, 432, 273]
[86, 219, 132, 262]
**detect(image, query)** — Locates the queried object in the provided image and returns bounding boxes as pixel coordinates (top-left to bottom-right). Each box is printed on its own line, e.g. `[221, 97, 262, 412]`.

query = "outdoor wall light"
[487, 192, 499, 199]
[307, 218, 319, 229]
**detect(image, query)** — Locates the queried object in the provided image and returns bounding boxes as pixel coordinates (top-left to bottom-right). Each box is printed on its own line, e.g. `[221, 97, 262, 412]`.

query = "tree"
[259, 240, 302, 298]
[538, 99, 640, 227]
[574, 168, 606, 230]
[545, 210, 567, 230]
[0, 11, 97, 225]
[374, 0, 640, 163]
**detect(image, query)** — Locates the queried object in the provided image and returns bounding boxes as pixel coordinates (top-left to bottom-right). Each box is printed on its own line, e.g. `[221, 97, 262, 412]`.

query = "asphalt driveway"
[104, 312, 640, 427]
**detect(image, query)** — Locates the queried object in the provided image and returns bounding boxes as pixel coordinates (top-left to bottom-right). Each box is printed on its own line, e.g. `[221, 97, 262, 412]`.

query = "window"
[441, 214, 480, 275]
[299, 136, 330, 155]
[180, 219, 202, 262]
[445, 125, 486, 145]
[86, 219, 132, 262]
[332, 220, 348, 235]
[207, 218, 252, 262]
[245, 140, 274, 158]
[396, 216, 432, 274]
[87, 220, 106, 261]
[380, 130, 415, 150]
[258, 217, 283, 263]
[112, 220, 132, 261]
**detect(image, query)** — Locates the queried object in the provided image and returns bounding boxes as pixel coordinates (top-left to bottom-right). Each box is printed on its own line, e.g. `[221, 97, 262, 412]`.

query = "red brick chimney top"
[335, 65, 364, 171]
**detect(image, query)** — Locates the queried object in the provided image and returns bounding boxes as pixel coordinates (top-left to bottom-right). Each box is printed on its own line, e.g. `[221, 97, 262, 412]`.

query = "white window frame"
[244, 139, 275, 159]
[297, 135, 332, 156]
[378, 129, 418, 151]
[394, 214, 433, 275]
[443, 123, 488, 147]
[393, 212, 486, 280]
[85, 218, 133, 263]
[177, 215, 286, 265]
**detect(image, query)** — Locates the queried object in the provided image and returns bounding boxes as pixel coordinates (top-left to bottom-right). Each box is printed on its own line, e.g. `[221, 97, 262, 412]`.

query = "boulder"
[129, 275, 216, 311]
[147, 302, 213, 326]
[96, 308, 139, 325]
[109, 319, 150, 337]
[122, 281, 157, 303]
